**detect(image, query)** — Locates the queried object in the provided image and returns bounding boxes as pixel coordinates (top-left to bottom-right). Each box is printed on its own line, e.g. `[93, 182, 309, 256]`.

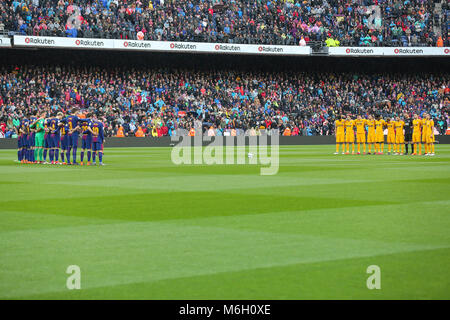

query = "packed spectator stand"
[0, 0, 448, 47]
[0, 63, 448, 138]
[0, 1, 449, 139]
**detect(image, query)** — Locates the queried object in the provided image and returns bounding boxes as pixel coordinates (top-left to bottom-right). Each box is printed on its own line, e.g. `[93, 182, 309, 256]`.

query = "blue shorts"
[60, 135, 69, 150]
[22, 135, 29, 148]
[49, 134, 60, 148]
[29, 133, 35, 147]
[44, 135, 50, 148]
[92, 141, 103, 152]
[18, 136, 23, 148]
[82, 136, 92, 149]
[68, 133, 79, 147]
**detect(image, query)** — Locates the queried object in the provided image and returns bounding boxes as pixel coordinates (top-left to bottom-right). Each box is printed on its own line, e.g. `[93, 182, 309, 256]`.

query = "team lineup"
[14, 110, 438, 164]
[335, 113, 436, 156]
[16, 109, 105, 165]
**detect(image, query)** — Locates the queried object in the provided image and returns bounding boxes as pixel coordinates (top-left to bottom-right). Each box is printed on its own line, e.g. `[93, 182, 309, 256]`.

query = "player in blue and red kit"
[48, 113, 63, 164]
[43, 117, 50, 163]
[65, 109, 80, 165]
[58, 115, 70, 164]
[87, 115, 104, 166]
[28, 115, 37, 163]
[79, 117, 92, 165]
[17, 117, 30, 163]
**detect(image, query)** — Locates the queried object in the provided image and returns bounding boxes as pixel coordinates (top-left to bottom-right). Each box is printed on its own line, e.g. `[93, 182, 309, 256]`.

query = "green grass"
[0, 145, 449, 299]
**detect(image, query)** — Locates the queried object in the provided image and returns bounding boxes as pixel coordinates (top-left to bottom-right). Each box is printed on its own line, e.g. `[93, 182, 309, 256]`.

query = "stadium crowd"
[0, 0, 448, 47]
[0, 64, 449, 138]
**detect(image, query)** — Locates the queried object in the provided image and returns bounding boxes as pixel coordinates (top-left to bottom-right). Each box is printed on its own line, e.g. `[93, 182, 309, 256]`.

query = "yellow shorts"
[345, 133, 354, 143]
[356, 133, 366, 143]
[387, 134, 395, 144]
[336, 133, 345, 143]
[426, 134, 435, 144]
[376, 133, 384, 143]
[412, 132, 421, 143]
[395, 135, 404, 144]
[422, 133, 428, 143]
[367, 133, 376, 143]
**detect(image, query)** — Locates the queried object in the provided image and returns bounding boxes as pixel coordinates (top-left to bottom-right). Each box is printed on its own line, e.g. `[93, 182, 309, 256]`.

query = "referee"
[404, 114, 413, 154]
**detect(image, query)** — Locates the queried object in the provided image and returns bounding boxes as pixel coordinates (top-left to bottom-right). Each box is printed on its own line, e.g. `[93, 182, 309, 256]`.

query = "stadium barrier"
[2, 135, 450, 149]
[0, 37, 11, 47]
[12, 36, 311, 55]
[328, 47, 450, 56]
[11, 36, 450, 56]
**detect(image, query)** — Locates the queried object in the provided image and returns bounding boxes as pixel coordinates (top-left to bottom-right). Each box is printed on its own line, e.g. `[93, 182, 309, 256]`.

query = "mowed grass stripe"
[1, 218, 447, 298]
[1, 192, 393, 222]
[0, 145, 448, 299]
[17, 247, 450, 300]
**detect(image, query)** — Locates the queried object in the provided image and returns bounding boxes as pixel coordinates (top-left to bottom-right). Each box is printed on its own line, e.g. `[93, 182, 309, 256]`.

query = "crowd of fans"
[0, 64, 449, 138]
[0, 0, 448, 47]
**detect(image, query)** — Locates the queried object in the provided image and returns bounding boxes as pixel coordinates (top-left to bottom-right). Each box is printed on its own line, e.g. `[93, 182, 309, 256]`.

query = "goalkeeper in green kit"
[30, 112, 46, 163]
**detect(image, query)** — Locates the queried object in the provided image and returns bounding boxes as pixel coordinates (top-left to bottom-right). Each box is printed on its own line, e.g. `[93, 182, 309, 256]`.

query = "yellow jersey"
[354, 119, 366, 134]
[425, 119, 434, 135]
[344, 120, 354, 134]
[366, 119, 376, 135]
[387, 121, 396, 136]
[395, 120, 404, 136]
[335, 119, 345, 135]
[412, 119, 422, 133]
[375, 119, 385, 133]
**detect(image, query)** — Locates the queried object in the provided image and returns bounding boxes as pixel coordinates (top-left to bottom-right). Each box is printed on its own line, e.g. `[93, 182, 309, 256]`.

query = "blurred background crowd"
[0, 0, 448, 47]
[0, 64, 448, 138]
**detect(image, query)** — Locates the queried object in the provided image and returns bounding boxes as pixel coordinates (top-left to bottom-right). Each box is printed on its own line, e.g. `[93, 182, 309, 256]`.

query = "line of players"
[335, 113, 436, 156]
[16, 109, 105, 165]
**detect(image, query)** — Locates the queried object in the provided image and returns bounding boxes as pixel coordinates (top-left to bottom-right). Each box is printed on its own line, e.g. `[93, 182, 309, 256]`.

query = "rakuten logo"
[258, 46, 283, 53]
[444, 48, 449, 54]
[394, 48, 423, 54]
[24, 37, 55, 45]
[123, 41, 151, 48]
[75, 39, 105, 47]
[345, 48, 374, 54]
[214, 44, 241, 51]
[170, 43, 197, 50]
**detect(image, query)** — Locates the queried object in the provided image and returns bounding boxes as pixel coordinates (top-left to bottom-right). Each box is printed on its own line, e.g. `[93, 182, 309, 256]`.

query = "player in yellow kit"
[386, 118, 396, 154]
[366, 115, 376, 154]
[354, 115, 366, 154]
[334, 115, 346, 154]
[412, 114, 422, 155]
[344, 115, 355, 154]
[424, 114, 435, 156]
[394, 116, 405, 155]
[374, 116, 386, 154]
[421, 113, 429, 155]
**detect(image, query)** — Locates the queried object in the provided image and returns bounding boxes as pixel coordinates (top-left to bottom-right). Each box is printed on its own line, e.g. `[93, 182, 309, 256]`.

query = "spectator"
[0, 63, 448, 138]
[1, 0, 446, 47]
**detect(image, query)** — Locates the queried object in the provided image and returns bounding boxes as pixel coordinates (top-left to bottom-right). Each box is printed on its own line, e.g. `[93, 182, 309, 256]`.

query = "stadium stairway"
[433, 0, 444, 37]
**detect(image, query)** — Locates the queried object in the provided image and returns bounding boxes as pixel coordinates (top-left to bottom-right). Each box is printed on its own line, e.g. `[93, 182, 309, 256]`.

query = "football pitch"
[0, 145, 449, 300]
